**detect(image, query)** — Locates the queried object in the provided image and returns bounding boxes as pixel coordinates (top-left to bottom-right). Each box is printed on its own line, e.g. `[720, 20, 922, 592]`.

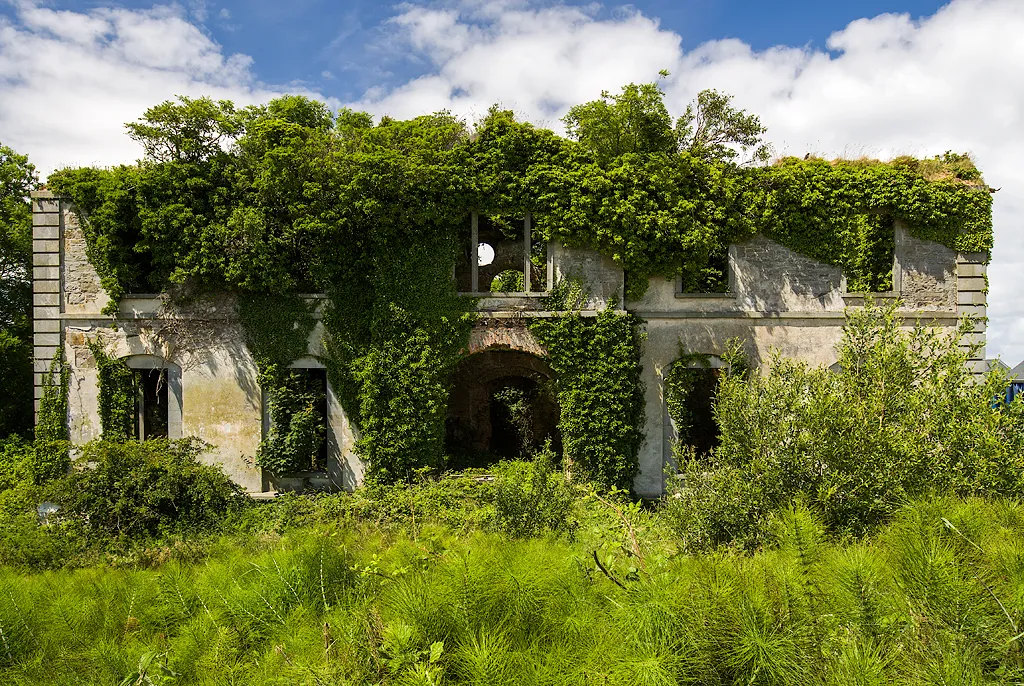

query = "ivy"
[88, 341, 136, 441]
[36, 348, 68, 442]
[257, 370, 325, 474]
[237, 293, 324, 475]
[530, 284, 645, 490]
[44, 85, 993, 485]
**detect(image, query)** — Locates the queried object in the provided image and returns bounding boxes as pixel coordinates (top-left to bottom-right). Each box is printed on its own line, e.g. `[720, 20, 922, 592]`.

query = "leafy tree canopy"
[43, 82, 992, 484]
[0, 142, 38, 437]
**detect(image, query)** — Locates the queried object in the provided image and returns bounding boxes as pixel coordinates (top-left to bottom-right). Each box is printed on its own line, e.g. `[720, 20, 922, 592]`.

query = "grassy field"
[1, 492, 1023, 685]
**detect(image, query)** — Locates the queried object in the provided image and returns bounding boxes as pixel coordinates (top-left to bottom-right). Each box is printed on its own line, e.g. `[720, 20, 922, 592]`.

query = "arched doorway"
[446, 349, 561, 468]
[665, 356, 726, 458]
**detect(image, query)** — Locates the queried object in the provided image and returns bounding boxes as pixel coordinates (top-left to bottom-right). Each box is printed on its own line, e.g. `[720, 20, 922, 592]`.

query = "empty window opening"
[446, 350, 561, 469]
[846, 214, 895, 293]
[281, 368, 329, 472]
[679, 248, 730, 294]
[135, 368, 168, 440]
[478, 213, 525, 292]
[665, 364, 722, 458]
[455, 212, 545, 294]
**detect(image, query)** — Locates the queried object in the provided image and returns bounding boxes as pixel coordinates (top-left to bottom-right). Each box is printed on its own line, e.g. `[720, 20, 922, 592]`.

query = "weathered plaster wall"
[551, 241, 624, 309]
[35, 192, 987, 498]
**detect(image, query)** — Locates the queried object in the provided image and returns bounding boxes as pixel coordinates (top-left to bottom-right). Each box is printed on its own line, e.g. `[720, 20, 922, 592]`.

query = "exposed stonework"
[551, 241, 624, 309]
[35, 191, 985, 498]
[895, 223, 957, 310]
[731, 235, 846, 312]
[468, 318, 546, 357]
[61, 209, 108, 314]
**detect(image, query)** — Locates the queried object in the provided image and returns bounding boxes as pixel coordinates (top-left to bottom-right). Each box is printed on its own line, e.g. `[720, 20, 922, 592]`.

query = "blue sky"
[1, 0, 1022, 362]
[2, 0, 951, 102]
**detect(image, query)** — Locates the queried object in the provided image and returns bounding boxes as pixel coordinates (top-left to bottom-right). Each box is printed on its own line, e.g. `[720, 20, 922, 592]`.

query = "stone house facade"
[31, 191, 987, 498]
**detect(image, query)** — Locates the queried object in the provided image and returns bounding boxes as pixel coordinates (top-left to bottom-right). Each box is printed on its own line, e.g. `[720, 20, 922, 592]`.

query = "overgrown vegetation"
[88, 340, 138, 441]
[530, 278, 645, 489]
[0, 143, 37, 438]
[237, 293, 326, 474]
[1, 484, 1024, 684]
[44, 79, 992, 484]
[665, 301, 1024, 551]
[0, 300, 1023, 681]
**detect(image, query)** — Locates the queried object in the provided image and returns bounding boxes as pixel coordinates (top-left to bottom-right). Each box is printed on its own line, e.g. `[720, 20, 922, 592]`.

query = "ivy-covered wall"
[41, 83, 992, 492]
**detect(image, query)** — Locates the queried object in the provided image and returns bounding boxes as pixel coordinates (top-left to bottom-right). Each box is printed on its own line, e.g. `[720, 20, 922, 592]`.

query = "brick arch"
[446, 347, 560, 464]
[466, 318, 547, 358]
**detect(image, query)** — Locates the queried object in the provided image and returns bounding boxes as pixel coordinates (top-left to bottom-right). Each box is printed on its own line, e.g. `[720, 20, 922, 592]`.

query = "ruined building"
[31, 192, 987, 498]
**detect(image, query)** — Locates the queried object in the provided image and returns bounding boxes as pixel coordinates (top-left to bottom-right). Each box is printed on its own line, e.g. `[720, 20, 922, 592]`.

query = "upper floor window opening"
[456, 211, 549, 295]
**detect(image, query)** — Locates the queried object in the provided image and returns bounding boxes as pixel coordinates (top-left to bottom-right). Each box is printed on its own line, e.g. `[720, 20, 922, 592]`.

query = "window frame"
[123, 355, 183, 440]
[459, 211, 552, 296]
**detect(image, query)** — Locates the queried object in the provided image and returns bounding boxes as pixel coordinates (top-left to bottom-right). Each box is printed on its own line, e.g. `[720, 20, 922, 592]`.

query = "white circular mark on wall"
[478, 242, 495, 266]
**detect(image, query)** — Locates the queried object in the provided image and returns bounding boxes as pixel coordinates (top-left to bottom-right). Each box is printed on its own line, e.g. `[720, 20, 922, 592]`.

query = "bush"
[55, 438, 246, 538]
[0, 437, 69, 487]
[492, 442, 576, 538]
[663, 302, 1024, 549]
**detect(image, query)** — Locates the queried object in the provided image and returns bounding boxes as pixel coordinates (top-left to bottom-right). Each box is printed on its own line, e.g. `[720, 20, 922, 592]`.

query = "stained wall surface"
[34, 193, 986, 497]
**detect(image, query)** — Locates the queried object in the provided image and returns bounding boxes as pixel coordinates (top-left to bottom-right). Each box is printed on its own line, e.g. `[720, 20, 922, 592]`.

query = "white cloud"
[357, 0, 1024, 364]
[0, 1, 308, 175]
[2, 0, 1021, 362]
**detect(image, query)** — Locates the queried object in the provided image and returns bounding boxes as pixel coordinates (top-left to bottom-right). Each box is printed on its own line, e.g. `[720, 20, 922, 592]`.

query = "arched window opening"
[665, 355, 726, 458]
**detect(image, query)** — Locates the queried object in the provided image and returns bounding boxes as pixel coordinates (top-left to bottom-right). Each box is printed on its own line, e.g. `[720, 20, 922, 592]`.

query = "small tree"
[563, 75, 770, 165]
[0, 143, 38, 438]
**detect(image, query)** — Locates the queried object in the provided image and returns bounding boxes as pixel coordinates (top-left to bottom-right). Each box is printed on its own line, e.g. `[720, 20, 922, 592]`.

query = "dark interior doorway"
[135, 368, 168, 440]
[666, 365, 722, 458]
[446, 350, 560, 468]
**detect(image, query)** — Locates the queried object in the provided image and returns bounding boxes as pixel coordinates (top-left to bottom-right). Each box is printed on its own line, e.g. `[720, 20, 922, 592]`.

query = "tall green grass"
[1, 495, 1022, 684]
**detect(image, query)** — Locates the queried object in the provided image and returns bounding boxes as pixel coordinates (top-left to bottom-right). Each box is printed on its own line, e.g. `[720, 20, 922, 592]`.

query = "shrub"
[55, 438, 246, 538]
[663, 302, 1024, 549]
[492, 441, 576, 538]
[0, 437, 69, 488]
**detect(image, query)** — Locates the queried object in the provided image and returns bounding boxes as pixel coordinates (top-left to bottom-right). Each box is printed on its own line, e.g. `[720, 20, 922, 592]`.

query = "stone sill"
[458, 292, 550, 298]
[675, 291, 735, 299]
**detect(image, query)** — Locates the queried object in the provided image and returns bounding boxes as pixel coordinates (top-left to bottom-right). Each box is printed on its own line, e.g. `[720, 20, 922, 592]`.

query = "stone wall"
[894, 222, 957, 310]
[551, 241, 624, 309]
[34, 192, 986, 498]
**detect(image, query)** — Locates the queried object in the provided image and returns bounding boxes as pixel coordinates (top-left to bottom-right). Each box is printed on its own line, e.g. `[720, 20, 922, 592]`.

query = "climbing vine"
[44, 84, 993, 484]
[36, 348, 69, 441]
[530, 282, 645, 490]
[237, 293, 326, 474]
[88, 341, 137, 441]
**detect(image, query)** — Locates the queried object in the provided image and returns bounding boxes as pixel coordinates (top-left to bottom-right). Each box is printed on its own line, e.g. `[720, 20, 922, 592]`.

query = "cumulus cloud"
[1, 0, 1021, 362]
[0, 1, 309, 175]
[357, 0, 1024, 363]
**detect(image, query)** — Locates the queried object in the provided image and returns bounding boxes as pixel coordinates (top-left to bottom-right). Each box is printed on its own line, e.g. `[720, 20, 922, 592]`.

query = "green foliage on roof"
[46, 83, 993, 486]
